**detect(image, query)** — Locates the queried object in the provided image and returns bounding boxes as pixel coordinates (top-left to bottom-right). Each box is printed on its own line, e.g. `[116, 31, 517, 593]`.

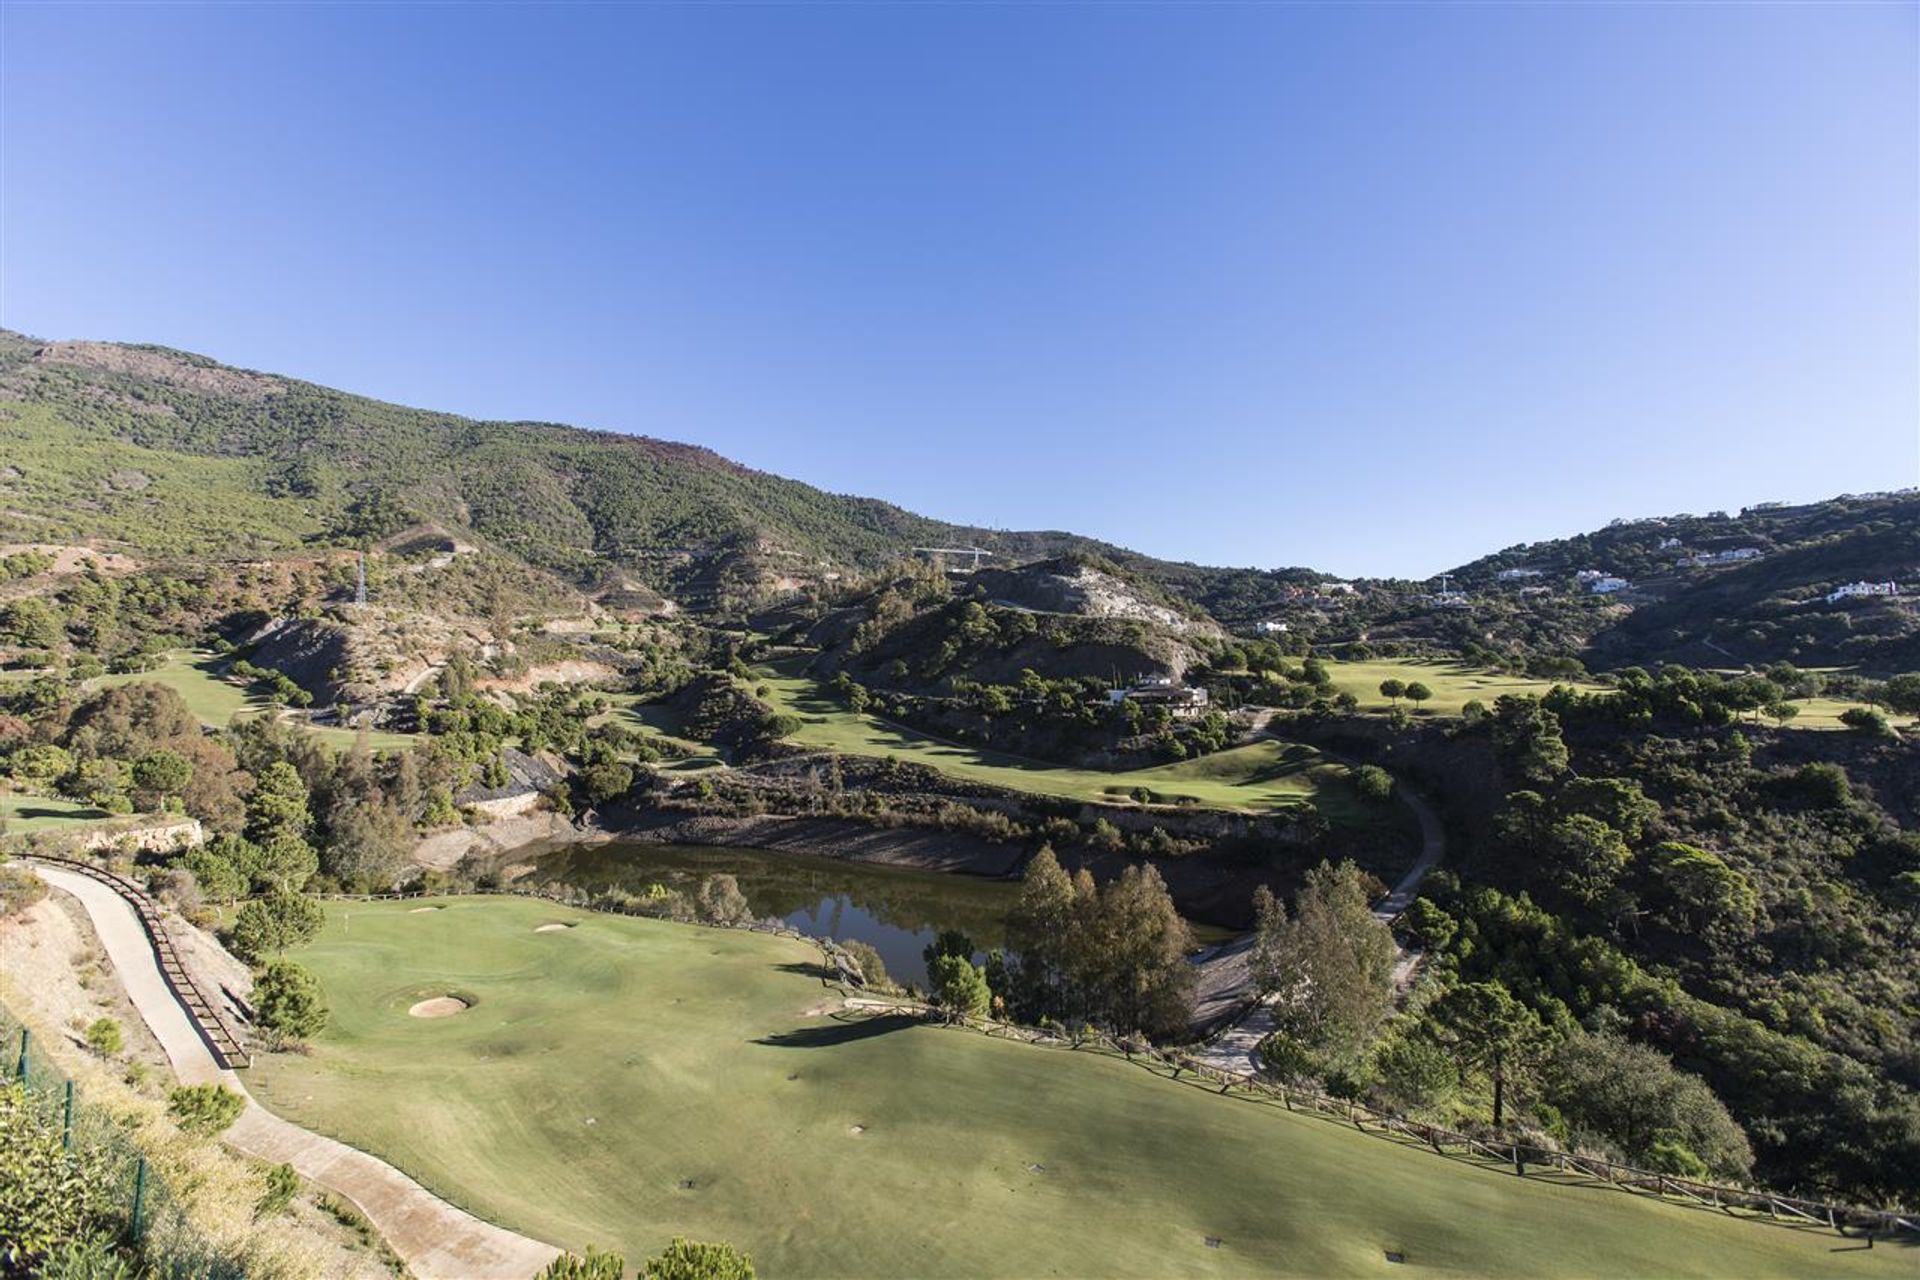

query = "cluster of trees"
[226, 658, 312, 708]
[1245, 863, 1757, 1182]
[997, 849, 1196, 1039]
[2, 682, 252, 827]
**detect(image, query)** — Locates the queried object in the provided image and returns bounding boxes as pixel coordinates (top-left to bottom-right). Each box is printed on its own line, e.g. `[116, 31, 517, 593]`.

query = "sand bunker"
[409, 906, 444, 914]
[408, 996, 471, 1018]
[534, 922, 575, 933]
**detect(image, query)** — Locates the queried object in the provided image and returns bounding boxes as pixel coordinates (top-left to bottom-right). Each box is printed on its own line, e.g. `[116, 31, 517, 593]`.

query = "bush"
[0, 865, 49, 918]
[1353, 765, 1394, 803]
[644, 1239, 756, 1280]
[84, 1018, 123, 1057]
[254, 1162, 299, 1219]
[838, 939, 894, 993]
[1838, 706, 1891, 737]
[167, 1084, 245, 1136]
[0, 1083, 118, 1270]
[540, 1246, 625, 1280]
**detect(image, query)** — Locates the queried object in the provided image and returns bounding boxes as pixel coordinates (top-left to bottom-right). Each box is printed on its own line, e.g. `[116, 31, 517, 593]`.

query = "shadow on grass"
[755, 1015, 919, 1048]
[14, 804, 110, 821]
[775, 960, 835, 980]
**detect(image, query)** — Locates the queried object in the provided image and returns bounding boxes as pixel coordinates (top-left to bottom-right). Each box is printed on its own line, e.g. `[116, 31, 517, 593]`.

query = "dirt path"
[1188, 781, 1445, 1075]
[31, 865, 561, 1280]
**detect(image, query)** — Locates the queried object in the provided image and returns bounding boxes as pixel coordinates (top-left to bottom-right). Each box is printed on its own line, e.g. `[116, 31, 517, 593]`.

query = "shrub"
[1839, 706, 1891, 737]
[84, 1018, 123, 1057]
[644, 1238, 756, 1280]
[1353, 765, 1394, 803]
[0, 1083, 117, 1270]
[0, 865, 49, 918]
[540, 1246, 625, 1279]
[167, 1084, 245, 1136]
[838, 939, 894, 993]
[254, 1162, 299, 1219]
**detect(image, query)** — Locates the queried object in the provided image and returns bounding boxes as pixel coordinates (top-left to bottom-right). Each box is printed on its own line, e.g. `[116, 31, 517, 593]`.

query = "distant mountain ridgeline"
[0, 328, 1913, 671]
[0, 330, 1112, 607]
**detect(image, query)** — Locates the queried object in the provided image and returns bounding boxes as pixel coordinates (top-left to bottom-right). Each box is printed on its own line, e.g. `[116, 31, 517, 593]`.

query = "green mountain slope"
[0, 330, 1111, 601]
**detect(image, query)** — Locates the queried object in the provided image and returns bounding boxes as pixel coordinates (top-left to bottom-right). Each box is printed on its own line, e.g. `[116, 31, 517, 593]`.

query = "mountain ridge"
[2, 328, 1913, 669]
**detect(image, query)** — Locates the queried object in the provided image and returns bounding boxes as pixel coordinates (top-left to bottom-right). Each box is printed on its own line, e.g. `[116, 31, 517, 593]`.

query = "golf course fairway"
[248, 898, 1909, 1278]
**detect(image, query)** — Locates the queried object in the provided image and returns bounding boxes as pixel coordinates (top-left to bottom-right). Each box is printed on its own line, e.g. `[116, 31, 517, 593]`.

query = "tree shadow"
[754, 1015, 919, 1048]
[775, 960, 834, 980]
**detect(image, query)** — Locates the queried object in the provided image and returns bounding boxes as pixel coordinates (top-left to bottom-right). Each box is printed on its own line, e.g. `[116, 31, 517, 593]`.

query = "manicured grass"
[92, 650, 415, 752]
[250, 898, 1905, 1279]
[0, 790, 112, 833]
[751, 663, 1358, 819]
[1762, 696, 1915, 733]
[96, 650, 266, 724]
[595, 691, 723, 764]
[1325, 659, 1911, 731]
[1323, 659, 1593, 716]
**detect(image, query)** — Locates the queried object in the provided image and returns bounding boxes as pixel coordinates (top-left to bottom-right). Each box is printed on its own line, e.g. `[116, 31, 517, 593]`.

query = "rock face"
[972, 561, 1221, 638]
[244, 617, 353, 706]
[455, 748, 569, 816]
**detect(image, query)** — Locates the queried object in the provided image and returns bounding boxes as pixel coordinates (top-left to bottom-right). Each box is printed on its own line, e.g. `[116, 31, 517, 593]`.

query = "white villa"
[1684, 547, 1763, 567]
[1827, 581, 1901, 604]
[1588, 576, 1631, 595]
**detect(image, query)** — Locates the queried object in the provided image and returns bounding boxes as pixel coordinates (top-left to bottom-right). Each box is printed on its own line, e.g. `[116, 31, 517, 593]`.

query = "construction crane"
[911, 546, 994, 571]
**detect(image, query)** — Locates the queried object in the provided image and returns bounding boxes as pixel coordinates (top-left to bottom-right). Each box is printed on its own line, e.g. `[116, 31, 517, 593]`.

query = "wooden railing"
[24, 853, 253, 1069]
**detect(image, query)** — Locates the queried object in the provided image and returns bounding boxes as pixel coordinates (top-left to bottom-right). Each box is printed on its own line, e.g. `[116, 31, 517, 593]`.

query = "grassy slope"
[752, 663, 1360, 819]
[0, 790, 112, 833]
[93, 651, 415, 751]
[249, 898, 1906, 1280]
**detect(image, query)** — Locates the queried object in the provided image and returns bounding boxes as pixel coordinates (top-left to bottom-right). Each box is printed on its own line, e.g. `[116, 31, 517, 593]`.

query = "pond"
[521, 843, 1024, 988]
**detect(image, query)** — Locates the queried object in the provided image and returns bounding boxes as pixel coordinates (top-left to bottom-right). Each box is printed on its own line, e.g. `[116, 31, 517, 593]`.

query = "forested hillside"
[1, 328, 1912, 667]
[0, 331, 1111, 607]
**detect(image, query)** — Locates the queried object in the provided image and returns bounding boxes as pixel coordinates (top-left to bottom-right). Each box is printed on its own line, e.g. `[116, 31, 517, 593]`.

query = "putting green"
[249, 898, 1904, 1278]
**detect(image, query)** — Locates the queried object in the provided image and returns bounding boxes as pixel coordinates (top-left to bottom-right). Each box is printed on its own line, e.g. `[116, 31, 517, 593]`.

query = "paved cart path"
[34, 864, 561, 1280]
[1190, 781, 1445, 1075]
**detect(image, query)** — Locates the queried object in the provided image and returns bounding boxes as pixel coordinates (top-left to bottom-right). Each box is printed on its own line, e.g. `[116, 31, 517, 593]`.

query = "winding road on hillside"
[30, 864, 561, 1280]
[1189, 781, 1445, 1077]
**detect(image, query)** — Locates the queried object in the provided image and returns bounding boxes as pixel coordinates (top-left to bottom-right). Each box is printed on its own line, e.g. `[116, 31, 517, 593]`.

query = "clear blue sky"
[2, 3, 1914, 578]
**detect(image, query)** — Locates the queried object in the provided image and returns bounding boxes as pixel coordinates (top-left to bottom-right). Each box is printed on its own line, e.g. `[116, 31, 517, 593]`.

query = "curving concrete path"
[33, 864, 561, 1280]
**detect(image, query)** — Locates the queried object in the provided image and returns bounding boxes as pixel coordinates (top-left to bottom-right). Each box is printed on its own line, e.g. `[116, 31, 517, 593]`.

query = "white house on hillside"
[1684, 547, 1763, 567]
[1588, 576, 1630, 595]
[1827, 581, 1901, 604]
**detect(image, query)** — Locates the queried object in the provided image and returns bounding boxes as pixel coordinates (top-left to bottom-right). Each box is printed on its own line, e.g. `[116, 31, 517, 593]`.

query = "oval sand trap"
[409, 906, 444, 914]
[409, 996, 471, 1018]
[534, 922, 575, 933]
